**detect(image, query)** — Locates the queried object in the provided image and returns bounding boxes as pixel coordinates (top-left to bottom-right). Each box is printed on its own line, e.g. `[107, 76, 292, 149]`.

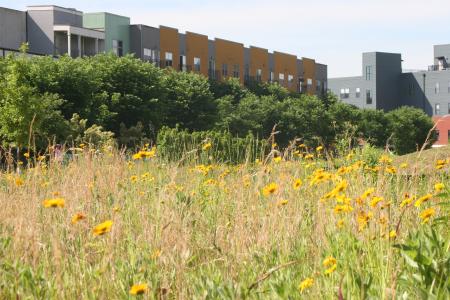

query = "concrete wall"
[434, 44, 450, 65]
[27, 10, 54, 54]
[400, 70, 450, 116]
[374, 52, 402, 111]
[0, 7, 26, 50]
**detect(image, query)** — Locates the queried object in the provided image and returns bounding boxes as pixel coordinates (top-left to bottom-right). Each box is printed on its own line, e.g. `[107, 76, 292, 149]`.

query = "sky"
[2, 0, 450, 77]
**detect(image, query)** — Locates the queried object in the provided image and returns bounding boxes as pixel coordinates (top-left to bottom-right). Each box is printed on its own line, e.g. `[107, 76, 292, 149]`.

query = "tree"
[386, 106, 435, 155]
[358, 109, 390, 148]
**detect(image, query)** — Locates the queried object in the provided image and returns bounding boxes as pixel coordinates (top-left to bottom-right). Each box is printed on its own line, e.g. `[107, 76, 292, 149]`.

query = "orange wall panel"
[249, 46, 269, 82]
[215, 38, 244, 84]
[274, 51, 298, 92]
[186, 31, 209, 77]
[302, 57, 316, 95]
[160, 26, 179, 70]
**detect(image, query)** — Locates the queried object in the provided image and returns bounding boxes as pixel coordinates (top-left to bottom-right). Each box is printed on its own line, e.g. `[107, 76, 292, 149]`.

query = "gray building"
[329, 47, 450, 117]
[0, 7, 27, 56]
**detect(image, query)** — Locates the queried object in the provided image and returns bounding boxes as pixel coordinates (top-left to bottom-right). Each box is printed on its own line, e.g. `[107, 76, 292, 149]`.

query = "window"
[316, 80, 321, 92]
[194, 57, 201, 72]
[435, 103, 440, 115]
[365, 66, 372, 80]
[233, 64, 240, 78]
[269, 71, 274, 82]
[279, 73, 285, 81]
[180, 55, 187, 71]
[209, 58, 216, 79]
[288, 75, 294, 85]
[356, 88, 361, 98]
[143, 48, 159, 64]
[435, 82, 440, 94]
[112, 40, 123, 57]
[448, 103, 450, 114]
[344, 88, 350, 98]
[366, 89, 372, 104]
[222, 63, 228, 77]
[408, 83, 415, 96]
[448, 130, 450, 141]
[165, 52, 173, 67]
[256, 69, 262, 82]
[448, 81, 450, 93]
[340, 88, 345, 99]
[307, 78, 312, 86]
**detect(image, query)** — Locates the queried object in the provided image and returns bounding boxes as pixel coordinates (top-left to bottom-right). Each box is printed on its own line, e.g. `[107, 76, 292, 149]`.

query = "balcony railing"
[428, 64, 448, 71]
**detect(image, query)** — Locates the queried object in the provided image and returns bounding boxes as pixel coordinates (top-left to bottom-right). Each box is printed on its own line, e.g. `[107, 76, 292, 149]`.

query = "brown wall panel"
[160, 26, 179, 70]
[249, 46, 269, 82]
[215, 38, 244, 84]
[186, 31, 208, 76]
[274, 51, 298, 91]
[302, 57, 316, 95]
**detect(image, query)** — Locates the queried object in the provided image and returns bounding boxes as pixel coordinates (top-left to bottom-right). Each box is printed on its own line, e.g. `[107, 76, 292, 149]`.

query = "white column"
[77, 35, 81, 57]
[95, 38, 99, 54]
[67, 32, 71, 57]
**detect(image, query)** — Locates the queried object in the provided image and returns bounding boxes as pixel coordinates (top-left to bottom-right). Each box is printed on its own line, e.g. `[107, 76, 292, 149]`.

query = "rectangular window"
[448, 103, 450, 114]
[435, 103, 440, 115]
[344, 88, 350, 98]
[435, 82, 440, 94]
[270, 71, 274, 82]
[366, 89, 372, 104]
[307, 78, 312, 86]
[340, 88, 345, 99]
[112, 40, 123, 57]
[288, 75, 294, 85]
[279, 73, 285, 81]
[256, 69, 262, 82]
[194, 57, 201, 72]
[209, 58, 216, 79]
[356, 88, 361, 98]
[222, 63, 228, 77]
[448, 81, 450, 93]
[165, 52, 173, 67]
[233, 64, 240, 78]
[408, 83, 415, 96]
[365, 66, 372, 80]
[180, 55, 187, 71]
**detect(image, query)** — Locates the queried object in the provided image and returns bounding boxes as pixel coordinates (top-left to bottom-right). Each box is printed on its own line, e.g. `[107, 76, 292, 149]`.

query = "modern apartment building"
[329, 46, 450, 145]
[0, 5, 327, 95]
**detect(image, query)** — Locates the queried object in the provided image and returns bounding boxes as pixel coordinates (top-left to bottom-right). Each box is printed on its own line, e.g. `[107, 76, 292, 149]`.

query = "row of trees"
[0, 51, 435, 155]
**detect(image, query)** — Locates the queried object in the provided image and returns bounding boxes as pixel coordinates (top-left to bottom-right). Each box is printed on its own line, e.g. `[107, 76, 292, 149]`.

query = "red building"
[433, 115, 450, 146]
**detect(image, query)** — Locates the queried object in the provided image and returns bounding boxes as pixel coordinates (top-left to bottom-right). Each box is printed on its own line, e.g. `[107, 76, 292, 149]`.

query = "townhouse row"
[0, 5, 327, 95]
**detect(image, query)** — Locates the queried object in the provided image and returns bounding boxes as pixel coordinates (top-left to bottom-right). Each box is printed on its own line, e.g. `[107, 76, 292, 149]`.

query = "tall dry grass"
[0, 144, 448, 299]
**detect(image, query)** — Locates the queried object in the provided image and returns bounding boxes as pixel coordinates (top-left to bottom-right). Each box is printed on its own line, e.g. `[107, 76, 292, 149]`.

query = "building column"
[67, 32, 71, 57]
[77, 35, 81, 57]
[95, 38, 99, 54]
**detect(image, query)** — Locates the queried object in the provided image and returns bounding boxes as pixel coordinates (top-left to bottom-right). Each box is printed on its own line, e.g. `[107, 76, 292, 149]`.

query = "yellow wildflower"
[389, 230, 397, 239]
[42, 198, 65, 208]
[151, 249, 162, 260]
[262, 183, 278, 197]
[273, 156, 282, 163]
[15, 177, 24, 187]
[293, 179, 302, 190]
[276, 199, 289, 207]
[400, 163, 408, 169]
[336, 219, 345, 228]
[414, 194, 433, 208]
[129, 283, 149, 295]
[360, 188, 375, 200]
[316, 146, 323, 152]
[419, 208, 435, 224]
[334, 204, 353, 214]
[370, 196, 384, 208]
[24, 152, 30, 159]
[400, 193, 414, 208]
[130, 175, 139, 183]
[379, 155, 393, 164]
[202, 142, 212, 151]
[304, 154, 314, 160]
[357, 211, 372, 231]
[298, 277, 314, 293]
[93, 220, 113, 236]
[71, 213, 86, 224]
[434, 183, 445, 193]
[385, 166, 397, 174]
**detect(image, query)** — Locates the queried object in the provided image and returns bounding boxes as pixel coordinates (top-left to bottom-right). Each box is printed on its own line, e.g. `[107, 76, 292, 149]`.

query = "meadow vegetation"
[0, 141, 448, 299]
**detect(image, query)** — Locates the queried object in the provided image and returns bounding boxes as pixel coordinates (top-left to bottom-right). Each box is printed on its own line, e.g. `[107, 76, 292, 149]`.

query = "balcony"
[428, 65, 447, 71]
